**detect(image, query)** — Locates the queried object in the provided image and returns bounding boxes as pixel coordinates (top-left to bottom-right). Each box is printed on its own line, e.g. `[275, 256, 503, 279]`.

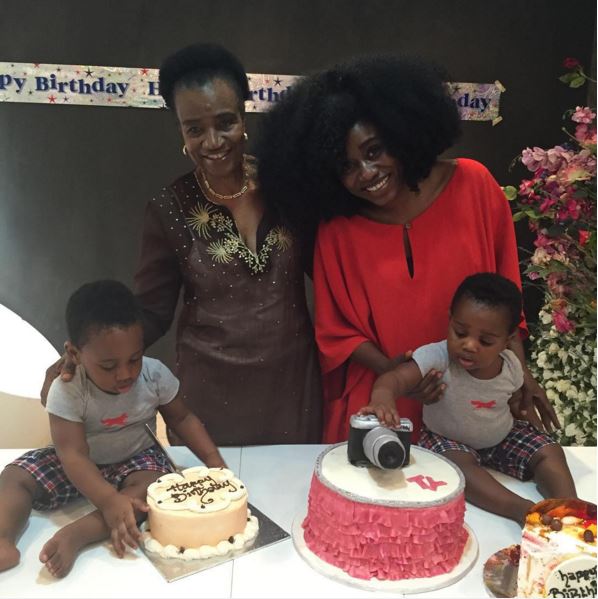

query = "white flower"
[546, 389, 558, 401]
[565, 423, 580, 437]
[555, 380, 571, 393]
[537, 351, 548, 367]
[540, 310, 553, 324]
[566, 387, 579, 399]
[548, 342, 560, 354]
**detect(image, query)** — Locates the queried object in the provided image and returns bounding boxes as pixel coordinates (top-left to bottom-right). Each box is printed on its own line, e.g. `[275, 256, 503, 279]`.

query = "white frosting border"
[142, 511, 259, 561]
[147, 466, 247, 513]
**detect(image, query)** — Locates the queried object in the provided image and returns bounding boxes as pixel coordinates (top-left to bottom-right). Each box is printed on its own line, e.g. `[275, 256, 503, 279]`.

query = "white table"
[0, 446, 595, 598]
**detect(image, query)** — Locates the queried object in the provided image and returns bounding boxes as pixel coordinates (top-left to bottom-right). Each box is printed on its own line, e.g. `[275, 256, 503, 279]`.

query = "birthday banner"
[0, 62, 504, 122]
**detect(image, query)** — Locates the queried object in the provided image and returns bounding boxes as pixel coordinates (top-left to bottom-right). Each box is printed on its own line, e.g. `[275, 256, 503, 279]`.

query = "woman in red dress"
[257, 55, 558, 443]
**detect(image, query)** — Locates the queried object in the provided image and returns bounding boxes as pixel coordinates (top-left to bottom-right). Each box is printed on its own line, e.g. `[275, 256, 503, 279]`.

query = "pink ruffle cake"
[302, 443, 468, 581]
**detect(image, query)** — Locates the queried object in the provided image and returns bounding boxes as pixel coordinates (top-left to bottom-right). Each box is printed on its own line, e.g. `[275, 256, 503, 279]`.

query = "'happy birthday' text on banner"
[0, 62, 503, 122]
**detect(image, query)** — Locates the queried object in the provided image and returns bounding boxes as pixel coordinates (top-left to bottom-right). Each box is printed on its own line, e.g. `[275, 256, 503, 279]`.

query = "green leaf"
[569, 76, 587, 88]
[503, 185, 518, 201]
[512, 211, 527, 222]
[559, 73, 577, 83]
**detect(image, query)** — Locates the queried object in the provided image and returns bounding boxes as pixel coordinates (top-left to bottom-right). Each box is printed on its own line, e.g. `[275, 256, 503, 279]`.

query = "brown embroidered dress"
[135, 172, 322, 445]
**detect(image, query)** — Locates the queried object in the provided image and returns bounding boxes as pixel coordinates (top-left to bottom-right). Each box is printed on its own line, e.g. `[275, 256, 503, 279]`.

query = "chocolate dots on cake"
[550, 518, 563, 531]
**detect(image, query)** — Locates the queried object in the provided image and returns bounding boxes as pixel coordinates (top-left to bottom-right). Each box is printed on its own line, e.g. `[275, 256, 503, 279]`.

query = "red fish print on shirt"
[101, 413, 128, 427]
[470, 400, 496, 409]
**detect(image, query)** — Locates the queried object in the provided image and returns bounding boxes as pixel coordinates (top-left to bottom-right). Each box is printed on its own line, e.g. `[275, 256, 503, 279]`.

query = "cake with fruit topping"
[142, 466, 258, 560]
[517, 498, 597, 597]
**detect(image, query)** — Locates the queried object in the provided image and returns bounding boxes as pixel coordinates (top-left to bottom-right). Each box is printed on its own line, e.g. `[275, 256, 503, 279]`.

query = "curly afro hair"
[256, 54, 461, 235]
[66, 280, 142, 348]
[159, 43, 250, 113]
[451, 273, 522, 334]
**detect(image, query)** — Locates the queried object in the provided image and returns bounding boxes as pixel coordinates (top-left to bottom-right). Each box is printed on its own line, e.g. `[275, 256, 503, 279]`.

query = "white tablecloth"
[0, 445, 595, 598]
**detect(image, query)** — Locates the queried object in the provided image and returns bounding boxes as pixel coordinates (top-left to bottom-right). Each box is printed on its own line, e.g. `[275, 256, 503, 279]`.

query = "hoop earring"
[243, 132, 248, 141]
[182, 145, 188, 156]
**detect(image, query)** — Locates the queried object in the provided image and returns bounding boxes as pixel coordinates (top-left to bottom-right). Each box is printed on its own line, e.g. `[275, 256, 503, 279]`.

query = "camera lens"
[362, 427, 406, 469]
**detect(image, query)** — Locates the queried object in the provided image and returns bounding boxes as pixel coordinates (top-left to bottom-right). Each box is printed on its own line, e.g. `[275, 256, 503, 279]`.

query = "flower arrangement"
[504, 59, 596, 445]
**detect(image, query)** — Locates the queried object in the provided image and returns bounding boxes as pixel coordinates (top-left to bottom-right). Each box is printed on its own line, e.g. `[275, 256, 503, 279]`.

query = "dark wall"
[0, 0, 595, 367]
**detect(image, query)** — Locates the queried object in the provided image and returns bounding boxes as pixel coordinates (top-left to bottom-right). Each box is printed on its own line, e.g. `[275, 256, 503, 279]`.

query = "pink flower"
[563, 57, 580, 69]
[518, 179, 536, 196]
[538, 197, 556, 213]
[571, 106, 596, 124]
[521, 146, 570, 173]
[564, 198, 582, 220]
[579, 229, 590, 245]
[527, 271, 541, 281]
[553, 310, 575, 333]
[574, 123, 597, 144]
[534, 232, 553, 249]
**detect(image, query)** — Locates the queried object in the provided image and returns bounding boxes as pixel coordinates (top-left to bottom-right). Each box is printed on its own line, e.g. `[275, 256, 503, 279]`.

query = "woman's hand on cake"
[405, 369, 445, 405]
[204, 449, 227, 468]
[99, 494, 149, 557]
[358, 401, 400, 428]
[40, 350, 77, 406]
[509, 371, 561, 434]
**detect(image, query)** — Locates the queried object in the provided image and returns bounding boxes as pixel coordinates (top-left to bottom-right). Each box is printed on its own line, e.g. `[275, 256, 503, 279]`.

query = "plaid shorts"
[418, 419, 556, 481]
[10, 445, 172, 511]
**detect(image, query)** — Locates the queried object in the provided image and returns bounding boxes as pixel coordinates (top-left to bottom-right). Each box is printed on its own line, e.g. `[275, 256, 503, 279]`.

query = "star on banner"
[84, 68, 93, 77]
[48, 95, 57, 103]
[273, 77, 282, 86]
[140, 68, 149, 76]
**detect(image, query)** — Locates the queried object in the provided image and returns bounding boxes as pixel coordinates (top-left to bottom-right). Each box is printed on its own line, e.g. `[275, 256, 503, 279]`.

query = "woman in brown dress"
[44, 43, 322, 446]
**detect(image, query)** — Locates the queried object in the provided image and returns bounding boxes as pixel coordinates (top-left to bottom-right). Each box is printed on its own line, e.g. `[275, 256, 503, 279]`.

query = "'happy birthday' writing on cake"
[165, 476, 239, 504]
[548, 565, 597, 597]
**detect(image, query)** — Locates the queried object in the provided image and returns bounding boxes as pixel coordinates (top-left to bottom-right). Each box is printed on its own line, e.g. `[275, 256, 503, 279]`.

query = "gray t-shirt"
[46, 356, 179, 464]
[413, 340, 523, 449]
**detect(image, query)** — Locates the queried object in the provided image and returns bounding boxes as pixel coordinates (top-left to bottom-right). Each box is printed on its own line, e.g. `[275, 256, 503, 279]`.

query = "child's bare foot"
[0, 538, 20, 572]
[39, 529, 83, 578]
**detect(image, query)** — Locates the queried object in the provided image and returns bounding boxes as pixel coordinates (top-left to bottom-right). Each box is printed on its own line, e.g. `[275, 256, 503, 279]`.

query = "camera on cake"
[347, 414, 413, 470]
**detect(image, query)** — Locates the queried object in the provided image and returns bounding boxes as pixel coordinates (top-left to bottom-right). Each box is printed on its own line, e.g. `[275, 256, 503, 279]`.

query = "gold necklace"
[196, 160, 249, 201]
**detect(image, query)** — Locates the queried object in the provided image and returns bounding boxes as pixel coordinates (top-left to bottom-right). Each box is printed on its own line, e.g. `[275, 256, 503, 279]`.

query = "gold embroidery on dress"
[186, 204, 215, 239]
[206, 240, 235, 264]
[186, 201, 293, 274]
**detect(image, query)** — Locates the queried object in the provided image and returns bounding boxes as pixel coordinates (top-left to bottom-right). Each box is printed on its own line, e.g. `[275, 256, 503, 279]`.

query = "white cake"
[143, 466, 258, 560]
[517, 498, 597, 597]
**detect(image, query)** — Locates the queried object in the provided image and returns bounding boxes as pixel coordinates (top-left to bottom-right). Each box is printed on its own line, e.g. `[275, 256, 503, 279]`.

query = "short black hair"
[159, 43, 250, 113]
[66, 280, 142, 348]
[256, 54, 461, 235]
[450, 273, 522, 333]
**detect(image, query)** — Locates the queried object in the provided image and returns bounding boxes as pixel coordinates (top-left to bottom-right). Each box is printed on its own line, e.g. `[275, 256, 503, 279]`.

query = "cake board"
[482, 545, 519, 598]
[292, 506, 479, 594]
[141, 503, 289, 583]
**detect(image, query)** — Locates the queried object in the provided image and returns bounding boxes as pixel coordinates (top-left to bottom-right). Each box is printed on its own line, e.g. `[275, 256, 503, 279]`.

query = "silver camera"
[347, 413, 413, 469]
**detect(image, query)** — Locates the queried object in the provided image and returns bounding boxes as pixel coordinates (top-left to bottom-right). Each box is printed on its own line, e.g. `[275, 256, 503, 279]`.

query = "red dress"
[313, 159, 526, 443]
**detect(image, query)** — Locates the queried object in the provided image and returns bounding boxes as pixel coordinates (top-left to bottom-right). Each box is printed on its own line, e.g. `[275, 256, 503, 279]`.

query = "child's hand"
[99, 494, 149, 557]
[358, 401, 400, 428]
